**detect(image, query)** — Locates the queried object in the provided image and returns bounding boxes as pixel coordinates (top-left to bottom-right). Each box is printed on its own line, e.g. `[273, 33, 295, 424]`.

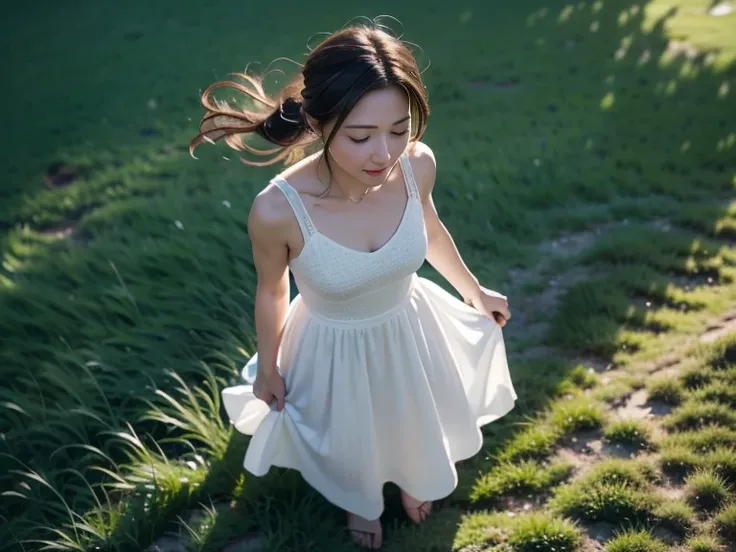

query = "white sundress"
[222, 151, 517, 520]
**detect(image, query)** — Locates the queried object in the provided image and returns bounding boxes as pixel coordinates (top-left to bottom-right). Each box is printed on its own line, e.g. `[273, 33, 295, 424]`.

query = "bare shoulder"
[247, 183, 292, 244]
[406, 140, 437, 198]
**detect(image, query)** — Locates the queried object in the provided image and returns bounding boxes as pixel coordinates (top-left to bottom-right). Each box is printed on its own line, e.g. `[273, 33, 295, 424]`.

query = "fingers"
[254, 390, 272, 404]
[497, 299, 511, 321]
[276, 392, 285, 412]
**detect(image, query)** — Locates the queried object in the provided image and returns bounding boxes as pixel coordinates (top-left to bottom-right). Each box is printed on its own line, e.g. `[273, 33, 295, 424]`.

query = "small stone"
[146, 536, 186, 552]
[174, 220, 184, 230]
[709, 2, 733, 16]
[459, 10, 473, 22]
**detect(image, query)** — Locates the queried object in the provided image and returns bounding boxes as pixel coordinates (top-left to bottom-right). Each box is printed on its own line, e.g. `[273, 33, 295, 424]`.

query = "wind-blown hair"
[189, 19, 430, 169]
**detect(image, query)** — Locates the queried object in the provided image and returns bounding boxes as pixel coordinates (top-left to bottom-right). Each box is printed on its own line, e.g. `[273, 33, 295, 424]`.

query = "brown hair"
[189, 20, 430, 172]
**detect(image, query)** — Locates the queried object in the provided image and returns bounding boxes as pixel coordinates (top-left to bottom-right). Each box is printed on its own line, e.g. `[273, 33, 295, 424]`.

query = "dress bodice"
[272, 152, 428, 321]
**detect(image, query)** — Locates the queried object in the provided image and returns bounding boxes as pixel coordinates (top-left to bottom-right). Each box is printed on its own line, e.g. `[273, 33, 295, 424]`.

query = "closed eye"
[349, 130, 409, 144]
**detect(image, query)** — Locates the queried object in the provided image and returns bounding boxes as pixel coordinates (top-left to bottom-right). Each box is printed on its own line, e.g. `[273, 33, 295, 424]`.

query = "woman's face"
[319, 85, 412, 187]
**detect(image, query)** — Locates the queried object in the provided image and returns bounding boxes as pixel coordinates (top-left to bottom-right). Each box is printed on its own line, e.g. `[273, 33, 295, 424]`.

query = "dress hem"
[243, 390, 516, 520]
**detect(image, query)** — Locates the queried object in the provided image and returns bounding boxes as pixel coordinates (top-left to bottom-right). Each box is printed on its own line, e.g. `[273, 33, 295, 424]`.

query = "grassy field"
[1, 0, 735, 550]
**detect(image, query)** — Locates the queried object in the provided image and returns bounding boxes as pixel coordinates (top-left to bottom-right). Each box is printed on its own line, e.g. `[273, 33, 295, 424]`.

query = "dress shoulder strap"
[398, 152, 420, 199]
[272, 176, 317, 239]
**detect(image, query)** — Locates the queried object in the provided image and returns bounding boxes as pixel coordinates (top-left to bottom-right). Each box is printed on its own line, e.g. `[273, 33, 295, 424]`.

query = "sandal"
[400, 492, 433, 525]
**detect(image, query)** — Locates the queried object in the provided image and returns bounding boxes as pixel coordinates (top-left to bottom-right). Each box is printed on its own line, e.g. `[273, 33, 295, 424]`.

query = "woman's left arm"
[411, 143, 511, 325]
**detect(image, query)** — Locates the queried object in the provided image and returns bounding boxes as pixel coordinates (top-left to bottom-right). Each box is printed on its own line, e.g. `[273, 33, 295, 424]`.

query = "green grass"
[567, 364, 599, 390]
[548, 396, 607, 434]
[496, 423, 563, 463]
[604, 419, 655, 450]
[506, 511, 582, 552]
[712, 502, 736, 544]
[1, 0, 736, 550]
[651, 499, 695, 535]
[605, 529, 668, 552]
[550, 481, 660, 525]
[684, 533, 726, 552]
[548, 459, 662, 525]
[647, 378, 685, 405]
[448, 509, 582, 552]
[663, 401, 736, 432]
[705, 448, 736, 486]
[702, 334, 736, 371]
[470, 459, 574, 505]
[594, 379, 638, 404]
[691, 380, 736, 408]
[583, 458, 659, 490]
[683, 469, 733, 512]
[659, 446, 702, 480]
[662, 426, 736, 454]
[680, 366, 715, 390]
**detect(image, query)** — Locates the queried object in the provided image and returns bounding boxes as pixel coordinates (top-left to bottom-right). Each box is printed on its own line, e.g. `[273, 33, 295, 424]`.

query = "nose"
[372, 136, 391, 163]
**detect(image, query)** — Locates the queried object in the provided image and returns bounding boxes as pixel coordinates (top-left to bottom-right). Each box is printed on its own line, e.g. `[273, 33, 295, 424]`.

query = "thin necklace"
[319, 171, 376, 203]
[343, 187, 371, 203]
[315, 151, 388, 203]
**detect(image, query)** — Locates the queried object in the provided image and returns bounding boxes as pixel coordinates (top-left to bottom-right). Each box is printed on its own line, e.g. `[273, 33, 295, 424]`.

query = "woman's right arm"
[248, 189, 291, 410]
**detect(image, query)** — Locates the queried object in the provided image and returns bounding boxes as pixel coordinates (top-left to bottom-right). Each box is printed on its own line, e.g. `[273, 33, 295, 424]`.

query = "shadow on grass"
[517, 0, 736, 364]
[1, 0, 735, 550]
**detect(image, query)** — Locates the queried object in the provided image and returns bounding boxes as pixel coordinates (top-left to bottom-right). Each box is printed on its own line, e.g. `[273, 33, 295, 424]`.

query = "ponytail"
[189, 73, 317, 167]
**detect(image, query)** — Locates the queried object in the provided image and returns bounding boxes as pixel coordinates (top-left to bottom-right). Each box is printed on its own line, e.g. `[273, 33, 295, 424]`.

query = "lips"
[364, 167, 387, 175]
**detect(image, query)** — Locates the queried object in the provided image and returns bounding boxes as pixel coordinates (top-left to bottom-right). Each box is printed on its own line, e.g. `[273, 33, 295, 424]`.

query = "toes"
[421, 502, 433, 521]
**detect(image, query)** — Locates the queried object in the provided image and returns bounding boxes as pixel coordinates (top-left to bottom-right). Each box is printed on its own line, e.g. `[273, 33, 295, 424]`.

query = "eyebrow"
[343, 115, 411, 129]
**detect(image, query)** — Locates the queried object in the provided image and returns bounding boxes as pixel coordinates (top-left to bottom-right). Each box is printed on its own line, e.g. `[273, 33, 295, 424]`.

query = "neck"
[317, 150, 381, 201]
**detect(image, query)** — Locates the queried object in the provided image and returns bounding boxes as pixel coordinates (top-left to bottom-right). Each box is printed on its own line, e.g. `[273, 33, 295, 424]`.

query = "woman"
[190, 20, 517, 549]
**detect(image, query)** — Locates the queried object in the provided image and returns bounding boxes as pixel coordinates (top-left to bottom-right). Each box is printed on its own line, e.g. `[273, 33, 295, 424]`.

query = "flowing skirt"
[222, 275, 517, 520]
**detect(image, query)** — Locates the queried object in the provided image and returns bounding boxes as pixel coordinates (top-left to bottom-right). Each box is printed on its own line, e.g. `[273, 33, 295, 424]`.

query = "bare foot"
[346, 512, 382, 549]
[400, 489, 433, 524]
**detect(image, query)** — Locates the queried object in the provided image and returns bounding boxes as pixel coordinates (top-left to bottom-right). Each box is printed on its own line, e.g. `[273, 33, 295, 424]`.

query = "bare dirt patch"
[43, 163, 80, 189]
[38, 221, 77, 239]
[700, 311, 736, 344]
[615, 389, 675, 421]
